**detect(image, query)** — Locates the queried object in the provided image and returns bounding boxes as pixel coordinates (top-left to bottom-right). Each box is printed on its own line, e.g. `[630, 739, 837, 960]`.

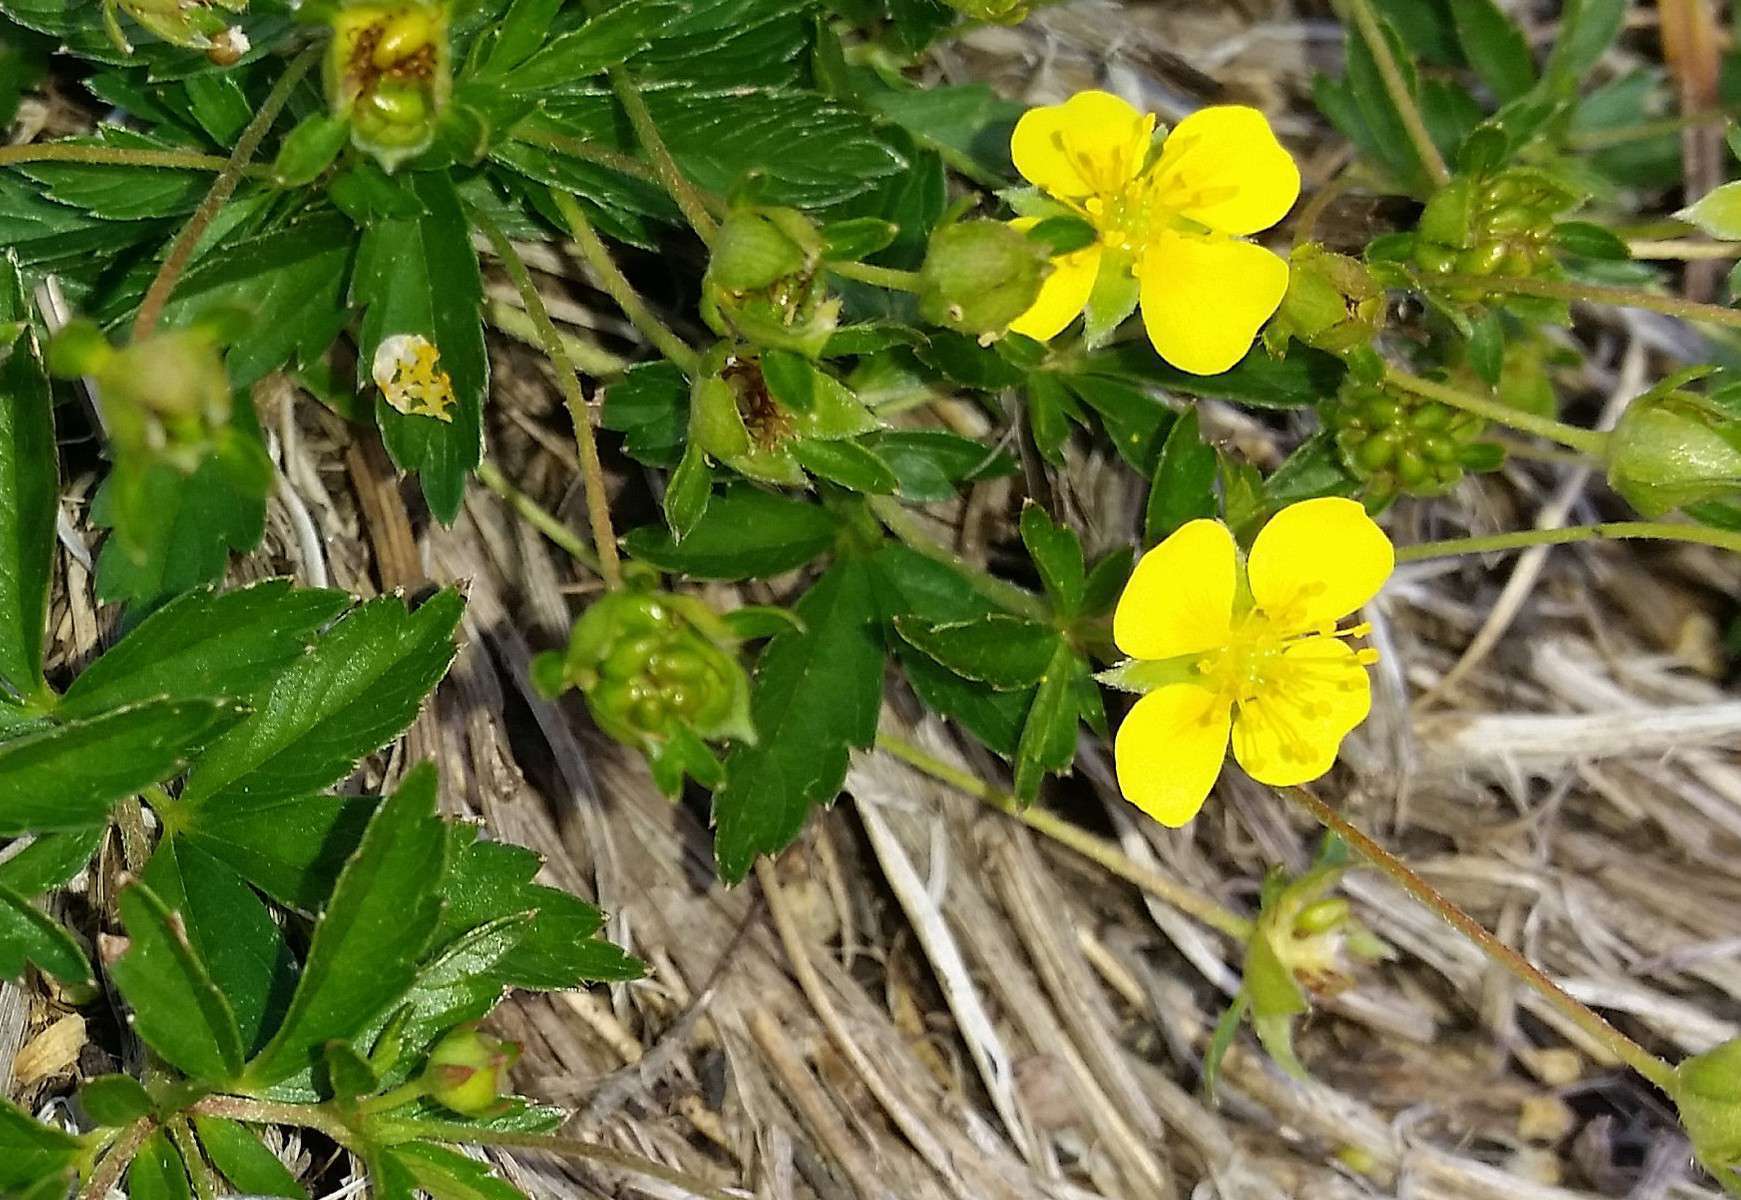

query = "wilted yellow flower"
[1110, 498, 1391, 826]
[1009, 91, 1300, 375]
[372, 333, 455, 422]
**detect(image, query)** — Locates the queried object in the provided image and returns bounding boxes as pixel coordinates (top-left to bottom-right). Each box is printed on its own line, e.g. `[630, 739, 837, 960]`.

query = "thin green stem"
[475, 460, 602, 570]
[0, 144, 252, 172]
[1383, 366, 1610, 456]
[472, 207, 623, 589]
[605, 65, 718, 242]
[78, 1118, 153, 1200]
[1628, 238, 1741, 261]
[828, 259, 924, 293]
[1435, 271, 1741, 333]
[168, 1119, 218, 1200]
[114, 797, 151, 874]
[1336, 0, 1451, 188]
[549, 190, 702, 376]
[133, 44, 319, 340]
[875, 731, 1253, 941]
[1282, 785, 1678, 1093]
[485, 298, 629, 379]
[1397, 520, 1741, 562]
[866, 494, 1050, 622]
[189, 1097, 355, 1149]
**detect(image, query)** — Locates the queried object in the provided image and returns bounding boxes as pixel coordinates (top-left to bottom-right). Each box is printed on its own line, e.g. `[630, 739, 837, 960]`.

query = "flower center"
[1078, 169, 1233, 256]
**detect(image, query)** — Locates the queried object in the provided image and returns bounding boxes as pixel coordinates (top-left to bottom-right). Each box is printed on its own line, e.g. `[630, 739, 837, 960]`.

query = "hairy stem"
[1435, 271, 1741, 332]
[1628, 238, 1741, 260]
[486, 298, 629, 378]
[1397, 520, 1741, 562]
[133, 44, 319, 340]
[1283, 785, 1678, 1093]
[875, 731, 1253, 941]
[78, 1118, 153, 1200]
[0, 144, 249, 172]
[828, 259, 924, 292]
[605, 65, 718, 242]
[867, 495, 1050, 622]
[188, 1097, 356, 1149]
[472, 206, 623, 589]
[549, 190, 702, 376]
[475, 460, 602, 570]
[1337, 0, 1451, 188]
[1383, 366, 1611, 456]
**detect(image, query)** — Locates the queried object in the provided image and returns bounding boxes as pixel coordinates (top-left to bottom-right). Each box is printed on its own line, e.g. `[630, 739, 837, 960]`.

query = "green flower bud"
[326, 2, 451, 172]
[1326, 376, 1499, 510]
[1414, 168, 1584, 307]
[424, 1023, 519, 1118]
[1263, 244, 1384, 358]
[917, 220, 1049, 337]
[1676, 1038, 1741, 1176]
[710, 207, 820, 294]
[1606, 369, 1741, 518]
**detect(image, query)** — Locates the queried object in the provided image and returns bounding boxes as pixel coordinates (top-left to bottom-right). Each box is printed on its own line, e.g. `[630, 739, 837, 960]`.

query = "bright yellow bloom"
[1111, 498, 1391, 826]
[1008, 91, 1300, 375]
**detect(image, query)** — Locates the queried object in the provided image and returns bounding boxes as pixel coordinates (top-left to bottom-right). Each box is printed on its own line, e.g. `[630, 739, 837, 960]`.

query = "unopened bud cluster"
[1411, 170, 1578, 303]
[1325, 377, 1500, 509]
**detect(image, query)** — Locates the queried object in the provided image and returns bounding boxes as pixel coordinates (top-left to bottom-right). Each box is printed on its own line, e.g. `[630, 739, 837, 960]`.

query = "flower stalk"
[1397, 520, 1741, 562]
[1334, 0, 1451, 188]
[1281, 784, 1678, 1093]
[1383, 366, 1610, 456]
[471, 207, 623, 589]
[1434, 271, 1741, 333]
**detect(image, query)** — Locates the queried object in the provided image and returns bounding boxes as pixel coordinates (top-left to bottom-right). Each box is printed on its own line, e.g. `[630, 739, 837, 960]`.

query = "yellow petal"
[1113, 518, 1235, 660]
[1229, 636, 1371, 786]
[1007, 226, 1102, 341]
[1137, 233, 1288, 375]
[1114, 683, 1232, 827]
[1150, 105, 1301, 236]
[1247, 497, 1394, 631]
[1010, 90, 1155, 199]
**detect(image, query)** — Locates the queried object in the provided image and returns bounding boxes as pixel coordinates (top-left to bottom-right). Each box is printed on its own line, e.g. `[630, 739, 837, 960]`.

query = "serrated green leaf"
[193, 1115, 307, 1200]
[179, 792, 378, 912]
[144, 838, 296, 1055]
[1542, 0, 1624, 95]
[398, 1142, 530, 1200]
[870, 545, 1032, 756]
[181, 590, 463, 810]
[0, 1094, 84, 1195]
[1146, 408, 1217, 544]
[1023, 371, 1076, 464]
[1262, 432, 1361, 510]
[1085, 343, 1346, 408]
[915, 329, 1025, 390]
[862, 82, 1020, 180]
[77, 1075, 153, 1128]
[436, 828, 642, 989]
[376, 915, 531, 1059]
[1013, 642, 1082, 801]
[503, 0, 683, 91]
[16, 128, 205, 218]
[791, 439, 899, 493]
[623, 487, 839, 580]
[0, 829, 104, 895]
[0, 698, 241, 835]
[1080, 547, 1133, 619]
[713, 561, 882, 882]
[91, 420, 272, 609]
[1449, 0, 1535, 103]
[243, 763, 447, 1087]
[894, 614, 1058, 690]
[60, 580, 350, 720]
[1059, 373, 1169, 471]
[160, 214, 355, 388]
[127, 1132, 193, 1200]
[0, 877, 90, 986]
[821, 217, 899, 262]
[861, 429, 1014, 502]
[113, 879, 245, 1083]
[628, 0, 813, 87]
[1018, 504, 1084, 615]
[352, 173, 486, 523]
[602, 360, 687, 467]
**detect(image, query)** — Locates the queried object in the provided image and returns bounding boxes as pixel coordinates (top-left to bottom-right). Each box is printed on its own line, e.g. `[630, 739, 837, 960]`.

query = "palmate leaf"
[351, 173, 486, 523]
[0, 175, 164, 272]
[112, 880, 246, 1084]
[13, 128, 207, 219]
[626, 0, 812, 88]
[178, 791, 378, 912]
[622, 487, 841, 580]
[0, 256, 57, 703]
[243, 764, 447, 1087]
[179, 589, 463, 810]
[59, 579, 350, 719]
[0, 697, 243, 836]
[713, 560, 883, 882]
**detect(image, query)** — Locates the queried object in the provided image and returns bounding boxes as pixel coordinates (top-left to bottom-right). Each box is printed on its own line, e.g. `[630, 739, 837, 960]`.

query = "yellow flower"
[1110, 498, 1391, 826]
[1007, 91, 1300, 375]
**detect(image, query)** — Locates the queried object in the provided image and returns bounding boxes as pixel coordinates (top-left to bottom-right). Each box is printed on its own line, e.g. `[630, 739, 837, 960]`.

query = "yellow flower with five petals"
[1109, 498, 1391, 827]
[1008, 91, 1301, 375]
